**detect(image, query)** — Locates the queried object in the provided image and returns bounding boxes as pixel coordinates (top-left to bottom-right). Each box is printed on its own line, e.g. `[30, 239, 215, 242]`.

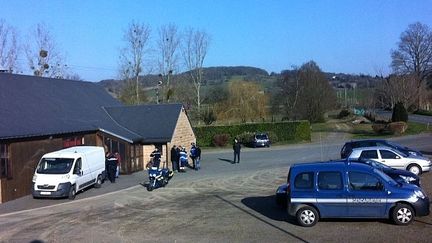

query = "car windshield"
[374, 168, 398, 187]
[37, 158, 74, 174]
[386, 141, 409, 154]
[255, 134, 268, 140]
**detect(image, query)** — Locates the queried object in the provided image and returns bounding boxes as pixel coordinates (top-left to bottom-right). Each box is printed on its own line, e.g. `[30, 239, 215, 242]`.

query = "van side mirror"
[376, 182, 384, 191]
[395, 156, 400, 159]
[74, 167, 81, 175]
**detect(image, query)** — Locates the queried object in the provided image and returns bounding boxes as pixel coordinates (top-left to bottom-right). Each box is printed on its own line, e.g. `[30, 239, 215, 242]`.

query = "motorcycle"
[146, 166, 174, 191]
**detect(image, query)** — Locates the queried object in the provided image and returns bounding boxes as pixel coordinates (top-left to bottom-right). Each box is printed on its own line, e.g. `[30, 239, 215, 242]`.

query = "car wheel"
[392, 203, 414, 225]
[146, 184, 154, 191]
[94, 175, 102, 188]
[296, 206, 319, 227]
[407, 164, 422, 175]
[68, 185, 76, 200]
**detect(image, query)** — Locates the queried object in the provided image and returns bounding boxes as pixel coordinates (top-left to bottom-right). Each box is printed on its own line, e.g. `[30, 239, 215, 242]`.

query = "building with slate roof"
[0, 73, 195, 203]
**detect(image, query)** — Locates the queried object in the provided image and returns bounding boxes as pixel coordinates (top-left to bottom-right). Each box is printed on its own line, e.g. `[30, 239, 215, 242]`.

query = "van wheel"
[296, 206, 319, 227]
[94, 175, 102, 188]
[68, 186, 76, 200]
[392, 203, 414, 225]
[407, 164, 421, 175]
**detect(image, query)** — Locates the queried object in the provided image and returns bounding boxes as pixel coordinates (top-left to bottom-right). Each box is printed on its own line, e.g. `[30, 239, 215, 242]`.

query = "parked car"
[276, 159, 421, 208]
[287, 161, 430, 227]
[340, 139, 422, 159]
[252, 133, 271, 147]
[348, 146, 431, 175]
[353, 159, 420, 186]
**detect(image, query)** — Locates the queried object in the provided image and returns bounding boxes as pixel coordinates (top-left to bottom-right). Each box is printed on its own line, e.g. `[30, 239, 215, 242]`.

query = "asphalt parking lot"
[0, 134, 431, 242]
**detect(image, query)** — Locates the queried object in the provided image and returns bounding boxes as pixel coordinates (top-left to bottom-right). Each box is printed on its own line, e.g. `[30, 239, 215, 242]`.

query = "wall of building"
[167, 109, 196, 169]
[0, 133, 100, 203]
[1, 137, 63, 203]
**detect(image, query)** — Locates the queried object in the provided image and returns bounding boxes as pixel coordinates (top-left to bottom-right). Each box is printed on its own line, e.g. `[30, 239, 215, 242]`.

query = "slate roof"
[104, 104, 182, 143]
[0, 73, 181, 143]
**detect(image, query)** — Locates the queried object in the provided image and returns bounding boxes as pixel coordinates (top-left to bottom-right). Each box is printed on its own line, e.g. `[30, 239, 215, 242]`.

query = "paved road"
[376, 110, 432, 125]
[0, 133, 431, 242]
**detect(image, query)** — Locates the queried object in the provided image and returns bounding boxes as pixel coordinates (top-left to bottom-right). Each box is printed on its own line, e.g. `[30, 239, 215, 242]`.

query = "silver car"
[348, 146, 431, 175]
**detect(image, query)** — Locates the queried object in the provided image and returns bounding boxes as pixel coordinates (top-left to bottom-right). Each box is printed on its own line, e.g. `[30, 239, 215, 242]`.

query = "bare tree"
[0, 19, 18, 73]
[157, 23, 180, 102]
[391, 22, 432, 108]
[375, 74, 420, 110]
[24, 23, 67, 78]
[275, 67, 301, 119]
[119, 21, 151, 104]
[182, 28, 210, 121]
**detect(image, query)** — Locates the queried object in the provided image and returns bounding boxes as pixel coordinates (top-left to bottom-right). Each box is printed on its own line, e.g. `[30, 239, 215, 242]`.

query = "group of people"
[105, 151, 121, 183]
[170, 143, 201, 172]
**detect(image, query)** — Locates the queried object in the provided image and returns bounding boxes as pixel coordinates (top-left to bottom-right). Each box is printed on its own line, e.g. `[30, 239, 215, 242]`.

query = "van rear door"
[315, 171, 348, 217]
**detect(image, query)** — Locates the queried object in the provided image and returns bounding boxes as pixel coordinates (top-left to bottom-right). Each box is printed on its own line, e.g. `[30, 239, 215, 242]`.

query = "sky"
[2, 0, 432, 82]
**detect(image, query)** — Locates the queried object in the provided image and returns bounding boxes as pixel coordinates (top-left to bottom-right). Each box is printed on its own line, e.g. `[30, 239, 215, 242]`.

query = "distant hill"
[98, 66, 271, 93]
[98, 66, 382, 96]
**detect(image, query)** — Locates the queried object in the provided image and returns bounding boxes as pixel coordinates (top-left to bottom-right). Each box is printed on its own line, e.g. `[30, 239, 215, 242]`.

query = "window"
[0, 143, 12, 179]
[360, 150, 378, 159]
[318, 172, 343, 190]
[63, 136, 84, 148]
[73, 158, 82, 174]
[294, 172, 314, 189]
[348, 172, 383, 191]
[380, 150, 398, 159]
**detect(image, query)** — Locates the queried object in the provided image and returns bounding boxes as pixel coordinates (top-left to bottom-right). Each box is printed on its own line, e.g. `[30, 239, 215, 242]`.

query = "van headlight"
[414, 190, 425, 199]
[399, 175, 416, 183]
[32, 174, 37, 182]
[61, 174, 70, 180]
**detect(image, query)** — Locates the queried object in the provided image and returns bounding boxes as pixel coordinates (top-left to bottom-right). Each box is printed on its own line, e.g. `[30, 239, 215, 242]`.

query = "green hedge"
[193, 121, 311, 147]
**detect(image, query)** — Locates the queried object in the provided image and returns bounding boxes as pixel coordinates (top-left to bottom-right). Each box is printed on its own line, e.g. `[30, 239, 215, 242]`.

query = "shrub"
[388, 122, 408, 135]
[392, 102, 408, 122]
[194, 121, 311, 147]
[337, 109, 351, 119]
[202, 109, 217, 125]
[212, 134, 231, 147]
[237, 132, 255, 145]
[372, 124, 387, 134]
[267, 131, 279, 143]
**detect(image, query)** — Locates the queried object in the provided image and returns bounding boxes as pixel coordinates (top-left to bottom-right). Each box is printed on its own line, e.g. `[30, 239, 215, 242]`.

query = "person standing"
[179, 146, 188, 172]
[190, 143, 198, 170]
[233, 138, 241, 164]
[170, 145, 179, 172]
[114, 151, 121, 178]
[105, 152, 117, 183]
[175, 145, 181, 172]
[195, 144, 202, 170]
[150, 147, 162, 169]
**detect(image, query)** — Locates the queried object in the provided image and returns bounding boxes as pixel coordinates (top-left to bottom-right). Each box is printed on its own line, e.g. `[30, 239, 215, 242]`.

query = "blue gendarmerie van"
[287, 161, 429, 227]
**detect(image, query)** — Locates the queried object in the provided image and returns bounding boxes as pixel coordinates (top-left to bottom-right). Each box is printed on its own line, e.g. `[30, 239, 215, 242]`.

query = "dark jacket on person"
[150, 149, 161, 168]
[196, 146, 201, 159]
[233, 142, 241, 153]
[171, 147, 179, 162]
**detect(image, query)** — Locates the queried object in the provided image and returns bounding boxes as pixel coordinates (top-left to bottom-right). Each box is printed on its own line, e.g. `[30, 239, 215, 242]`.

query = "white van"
[32, 146, 106, 200]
